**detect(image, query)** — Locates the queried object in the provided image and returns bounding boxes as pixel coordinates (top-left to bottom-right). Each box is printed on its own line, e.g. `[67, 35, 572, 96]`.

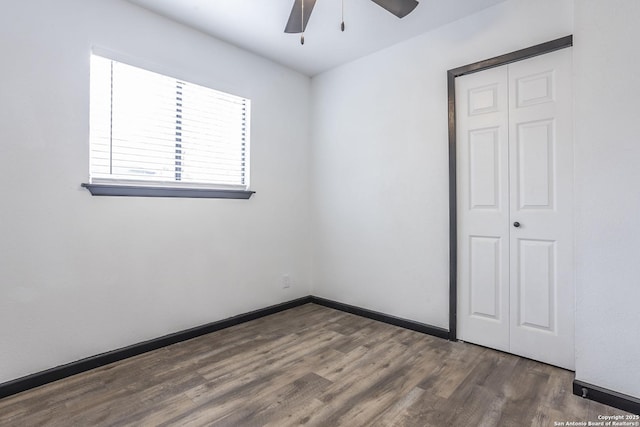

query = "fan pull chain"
[341, 0, 345, 31]
[301, 0, 305, 44]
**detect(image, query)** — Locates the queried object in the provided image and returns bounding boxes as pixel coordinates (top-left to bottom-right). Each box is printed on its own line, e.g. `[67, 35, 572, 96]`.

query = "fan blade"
[370, 0, 419, 18]
[284, 0, 317, 33]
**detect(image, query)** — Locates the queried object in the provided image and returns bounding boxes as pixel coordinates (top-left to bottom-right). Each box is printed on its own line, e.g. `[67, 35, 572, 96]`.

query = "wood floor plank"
[417, 343, 485, 399]
[304, 350, 429, 426]
[262, 397, 326, 427]
[160, 333, 346, 425]
[496, 360, 553, 426]
[210, 372, 332, 427]
[388, 390, 452, 427]
[0, 303, 631, 426]
[369, 387, 426, 427]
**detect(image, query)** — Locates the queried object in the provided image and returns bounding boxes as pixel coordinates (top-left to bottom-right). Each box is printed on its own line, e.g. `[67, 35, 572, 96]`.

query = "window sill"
[81, 183, 254, 199]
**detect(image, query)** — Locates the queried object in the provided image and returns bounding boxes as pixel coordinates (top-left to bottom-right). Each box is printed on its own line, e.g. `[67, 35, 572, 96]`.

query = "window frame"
[82, 50, 254, 199]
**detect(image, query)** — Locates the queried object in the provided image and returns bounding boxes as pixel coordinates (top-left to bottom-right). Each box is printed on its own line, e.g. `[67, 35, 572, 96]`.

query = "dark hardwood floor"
[0, 304, 628, 426]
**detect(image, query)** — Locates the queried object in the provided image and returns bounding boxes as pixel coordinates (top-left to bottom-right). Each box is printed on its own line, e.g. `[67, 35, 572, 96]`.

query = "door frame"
[447, 35, 573, 340]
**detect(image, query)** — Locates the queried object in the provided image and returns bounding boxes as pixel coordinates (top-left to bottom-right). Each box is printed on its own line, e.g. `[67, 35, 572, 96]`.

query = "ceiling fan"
[284, 0, 419, 44]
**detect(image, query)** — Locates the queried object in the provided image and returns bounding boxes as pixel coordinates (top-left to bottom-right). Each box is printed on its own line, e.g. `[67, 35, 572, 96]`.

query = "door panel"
[457, 47, 574, 370]
[515, 70, 554, 107]
[469, 127, 501, 210]
[508, 49, 574, 370]
[517, 238, 555, 331]
[456, 66, 510, 353]
[468, 84, 500, 115]
[469, 236, 502, 320]
[517, 119, 555, 210]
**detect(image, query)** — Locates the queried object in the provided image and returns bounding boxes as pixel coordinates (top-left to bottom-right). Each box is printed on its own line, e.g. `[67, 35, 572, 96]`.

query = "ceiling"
[127, 0, 507, 76]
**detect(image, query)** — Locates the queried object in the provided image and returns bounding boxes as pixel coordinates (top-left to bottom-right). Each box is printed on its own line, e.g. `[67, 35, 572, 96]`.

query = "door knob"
[513, 222, 521, 228]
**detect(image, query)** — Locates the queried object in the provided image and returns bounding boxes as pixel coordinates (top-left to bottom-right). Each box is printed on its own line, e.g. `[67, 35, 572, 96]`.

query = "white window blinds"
[89, 54, 250, 189]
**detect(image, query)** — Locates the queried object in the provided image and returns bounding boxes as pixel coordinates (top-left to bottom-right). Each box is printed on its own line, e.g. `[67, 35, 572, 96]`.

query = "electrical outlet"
[282, 274, 292, 289]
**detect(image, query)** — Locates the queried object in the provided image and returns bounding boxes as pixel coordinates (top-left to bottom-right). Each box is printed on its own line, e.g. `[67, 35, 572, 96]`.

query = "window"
[83, 54, 253, 199]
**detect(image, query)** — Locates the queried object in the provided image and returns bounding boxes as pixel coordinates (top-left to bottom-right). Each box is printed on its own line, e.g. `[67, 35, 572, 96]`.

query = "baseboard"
[5, 295, 636, 416]
[0, 296, 313, 400]
[0, 295, 450, 401]
[310, 296, 450, 340]
[573, 380, 640, 415]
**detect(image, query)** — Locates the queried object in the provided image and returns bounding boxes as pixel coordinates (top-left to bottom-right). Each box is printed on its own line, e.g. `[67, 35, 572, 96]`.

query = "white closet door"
[508, 49, 574, 370]
[456, 66, 511, 353]
[456, 47, 574, 370]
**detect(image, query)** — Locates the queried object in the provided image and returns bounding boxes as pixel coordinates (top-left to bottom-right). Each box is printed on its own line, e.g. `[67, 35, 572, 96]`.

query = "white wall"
[573, 0, 640, 399]
[0, 0, 311, 383]
[310, 0, 574, 328]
